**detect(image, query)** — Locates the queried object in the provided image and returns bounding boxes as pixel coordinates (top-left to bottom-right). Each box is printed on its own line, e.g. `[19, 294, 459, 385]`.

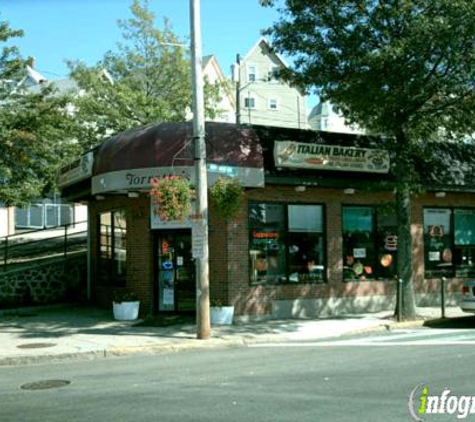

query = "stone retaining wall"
[0, 255, 87, 308]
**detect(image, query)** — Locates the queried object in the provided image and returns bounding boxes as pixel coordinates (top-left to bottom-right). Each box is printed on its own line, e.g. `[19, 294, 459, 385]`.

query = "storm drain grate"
[17, 342, 57, 349]
[21, 380, 70, 391]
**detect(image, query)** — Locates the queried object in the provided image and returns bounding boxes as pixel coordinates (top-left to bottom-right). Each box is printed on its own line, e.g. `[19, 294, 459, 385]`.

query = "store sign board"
[58, 151, 94, 187]
[191, 218, 206, 259]
[92, 165, 264, 195]
[274, 141, 390, 174]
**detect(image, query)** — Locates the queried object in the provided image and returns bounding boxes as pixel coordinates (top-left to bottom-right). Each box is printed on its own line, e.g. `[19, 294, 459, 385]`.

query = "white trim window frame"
[244, 96, 256, 109]
[247, 64, 257, 82]
[268, 98, 278, 110]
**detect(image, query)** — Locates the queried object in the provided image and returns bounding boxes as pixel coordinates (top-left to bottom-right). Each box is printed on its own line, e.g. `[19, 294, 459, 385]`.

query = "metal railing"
[0, 220, 88, 272]
[15, 203, 74, 229]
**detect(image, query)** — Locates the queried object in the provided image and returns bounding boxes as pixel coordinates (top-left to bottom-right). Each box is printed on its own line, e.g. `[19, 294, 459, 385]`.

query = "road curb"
[0, 317, 447, 367]
[0, 351, 107, 367]
[0, 337, 275, 367]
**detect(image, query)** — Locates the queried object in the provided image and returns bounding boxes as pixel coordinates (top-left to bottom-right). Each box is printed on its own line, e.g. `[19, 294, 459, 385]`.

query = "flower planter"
[210, 306, 234, 325]
[113, 301, 140, 321]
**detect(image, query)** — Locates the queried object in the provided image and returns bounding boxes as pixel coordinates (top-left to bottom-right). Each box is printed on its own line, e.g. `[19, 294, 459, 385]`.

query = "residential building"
[308, 100, 364, 134]
[233, 38, 308, 129]
[19, 65, 47, 88]
[202, 55, 235, 123]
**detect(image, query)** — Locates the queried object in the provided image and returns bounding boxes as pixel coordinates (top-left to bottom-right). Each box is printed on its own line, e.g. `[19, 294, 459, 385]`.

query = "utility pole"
[297, 95, 301, 129]
[247, 90, 252, 124]
[190, 0, 211, 339]
[235, 54, 241, 125]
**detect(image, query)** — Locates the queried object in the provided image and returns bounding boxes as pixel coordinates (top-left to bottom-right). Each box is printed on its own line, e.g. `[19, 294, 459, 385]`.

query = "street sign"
[191, 218, 206, 259]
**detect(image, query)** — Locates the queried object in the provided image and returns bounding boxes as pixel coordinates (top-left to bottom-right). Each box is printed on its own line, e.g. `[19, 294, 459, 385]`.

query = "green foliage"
[264, 1, 475, 143]
[150, 176, 193, 221]
[210, 298, 224, 307]
[68, 0, 223, 148]
[113, 290, 139, 303]
[209, 177, 243, 219]
[0, 15, 78, 205]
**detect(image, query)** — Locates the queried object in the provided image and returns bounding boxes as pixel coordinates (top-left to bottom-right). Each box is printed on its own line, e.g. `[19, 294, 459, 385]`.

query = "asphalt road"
[1, 328, 475, 422]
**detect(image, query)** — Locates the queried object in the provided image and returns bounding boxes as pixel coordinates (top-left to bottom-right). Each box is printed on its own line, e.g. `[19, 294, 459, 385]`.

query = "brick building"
[60, 122, 475, 319]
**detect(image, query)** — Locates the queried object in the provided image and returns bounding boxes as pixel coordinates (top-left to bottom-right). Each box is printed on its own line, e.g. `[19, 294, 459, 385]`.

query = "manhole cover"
[17, 343, 56, 349]
[21, 380, 70, 391]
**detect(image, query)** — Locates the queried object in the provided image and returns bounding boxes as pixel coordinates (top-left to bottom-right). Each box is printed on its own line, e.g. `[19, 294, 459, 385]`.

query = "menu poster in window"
[250, 231, 279, 280]
[423, 208, 453, 274]
[163, 288, 174, 305]
[353, 248, 366, 259]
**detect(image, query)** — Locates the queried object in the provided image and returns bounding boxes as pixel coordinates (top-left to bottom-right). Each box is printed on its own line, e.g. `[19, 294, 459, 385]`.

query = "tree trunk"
[395, 131, 417, 320]
[395, 183, 417, 320]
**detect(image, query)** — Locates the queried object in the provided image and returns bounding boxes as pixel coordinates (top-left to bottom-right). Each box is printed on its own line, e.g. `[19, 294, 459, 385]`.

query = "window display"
[342, 206, 397, 281]
[249, 203, 325, 285]
[249, 203, 287, 284]
[424, 208, 475, 277]
[288, 205, 324, 282]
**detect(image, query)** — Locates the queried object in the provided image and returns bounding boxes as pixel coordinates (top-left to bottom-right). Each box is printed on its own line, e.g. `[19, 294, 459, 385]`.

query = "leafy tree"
[68, 0, 223, 148]
[0, 16, 77, 205]
[263, 0, 475, 319]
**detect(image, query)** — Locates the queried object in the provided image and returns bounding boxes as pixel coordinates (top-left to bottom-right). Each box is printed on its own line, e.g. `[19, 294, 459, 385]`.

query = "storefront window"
[249, 203, 287, 284]
[454, 209, 475, 277]
[98, 209, 127, 286]
[423, 208, 452, 277]
[249, 203, 325, 285]
[424, 208, 475, 278]
[288, 205, 324, 283]
[342, 206, 397, 281]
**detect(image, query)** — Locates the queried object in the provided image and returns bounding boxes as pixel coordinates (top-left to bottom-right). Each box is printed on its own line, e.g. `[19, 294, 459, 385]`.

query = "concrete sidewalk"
[0, 304, 466, 366]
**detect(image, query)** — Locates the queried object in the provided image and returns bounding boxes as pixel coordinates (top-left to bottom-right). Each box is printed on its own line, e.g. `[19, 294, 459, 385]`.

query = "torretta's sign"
[274, 141, 390, 174]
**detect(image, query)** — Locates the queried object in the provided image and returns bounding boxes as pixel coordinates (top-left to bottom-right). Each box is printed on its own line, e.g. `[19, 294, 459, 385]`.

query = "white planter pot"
[113, 301, 140, 321]
[210, 306, 234, 325]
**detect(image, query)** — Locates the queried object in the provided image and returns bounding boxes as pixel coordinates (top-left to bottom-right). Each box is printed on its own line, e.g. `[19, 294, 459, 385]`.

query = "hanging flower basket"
[209, 177, 243, 219]
[150, 176, 193, 221]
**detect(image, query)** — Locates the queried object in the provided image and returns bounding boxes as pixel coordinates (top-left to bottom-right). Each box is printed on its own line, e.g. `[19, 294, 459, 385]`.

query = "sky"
[0, 0, 282, 80]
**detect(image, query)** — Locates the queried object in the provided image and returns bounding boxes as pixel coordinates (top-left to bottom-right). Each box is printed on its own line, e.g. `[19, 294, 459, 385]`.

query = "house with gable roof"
[19, 65, 48, 88]
[233, 38, 308, 129]
[308, 100, 365, 134]
[202, 55, 236, 123]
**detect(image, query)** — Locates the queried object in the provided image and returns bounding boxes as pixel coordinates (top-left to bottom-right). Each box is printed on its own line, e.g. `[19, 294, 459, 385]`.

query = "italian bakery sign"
[274, 141, 390, 174]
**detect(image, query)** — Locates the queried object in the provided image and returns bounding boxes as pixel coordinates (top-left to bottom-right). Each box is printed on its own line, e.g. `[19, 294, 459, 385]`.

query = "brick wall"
[223, 186, 397, 316]
[87, 188, 475, 318]
[218, 186, 475, 316]
[89, 196, 154, 315]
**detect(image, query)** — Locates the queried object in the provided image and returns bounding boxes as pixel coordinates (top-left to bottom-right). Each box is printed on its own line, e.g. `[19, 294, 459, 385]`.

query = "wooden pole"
[190, 0, 211, 339]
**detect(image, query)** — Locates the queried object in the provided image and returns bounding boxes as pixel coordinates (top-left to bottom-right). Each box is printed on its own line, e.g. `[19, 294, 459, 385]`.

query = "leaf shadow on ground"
[0, 305, 327, 340]
[423, 316, 475, 329]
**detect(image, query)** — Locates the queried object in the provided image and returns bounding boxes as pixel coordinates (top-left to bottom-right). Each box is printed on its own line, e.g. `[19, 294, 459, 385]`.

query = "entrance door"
[156, 230, 195, 312]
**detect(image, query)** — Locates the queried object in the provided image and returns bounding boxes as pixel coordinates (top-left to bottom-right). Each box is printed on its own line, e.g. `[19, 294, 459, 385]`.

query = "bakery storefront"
[60, 122, 475, 319]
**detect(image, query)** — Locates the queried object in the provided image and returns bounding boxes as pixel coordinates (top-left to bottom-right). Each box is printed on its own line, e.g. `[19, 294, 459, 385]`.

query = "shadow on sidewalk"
[0, 304, 312, 340]
[136, 313, 195, 327]
[423, 316, 475, 329]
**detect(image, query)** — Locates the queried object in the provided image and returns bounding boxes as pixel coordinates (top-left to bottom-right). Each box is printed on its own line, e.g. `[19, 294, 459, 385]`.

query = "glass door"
[157, 230, 195, 312]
